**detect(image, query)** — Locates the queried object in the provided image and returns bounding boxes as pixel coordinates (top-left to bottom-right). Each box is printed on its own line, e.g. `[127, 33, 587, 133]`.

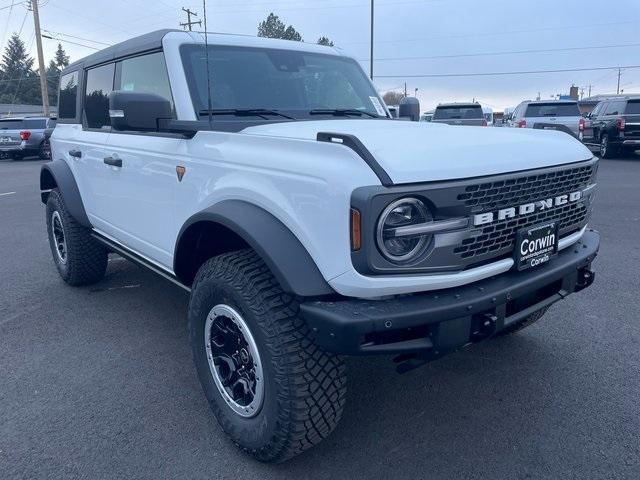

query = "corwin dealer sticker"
[515, 222, 558, 271]
[369, 96, 387, 116]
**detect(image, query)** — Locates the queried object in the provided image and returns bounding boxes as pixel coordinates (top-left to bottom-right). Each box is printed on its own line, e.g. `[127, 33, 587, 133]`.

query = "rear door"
[73, 63, 114, 226]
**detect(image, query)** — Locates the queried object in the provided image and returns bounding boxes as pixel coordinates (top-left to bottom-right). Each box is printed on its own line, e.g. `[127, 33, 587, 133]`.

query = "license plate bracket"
[515, 222, 558, 271]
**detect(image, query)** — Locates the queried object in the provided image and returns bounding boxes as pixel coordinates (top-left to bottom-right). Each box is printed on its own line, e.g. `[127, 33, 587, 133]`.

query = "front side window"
[58, 71, 79, 120]
[180, 44, 385, 119]
[116, 52, 174, 113]
[84, 63, 115, 130]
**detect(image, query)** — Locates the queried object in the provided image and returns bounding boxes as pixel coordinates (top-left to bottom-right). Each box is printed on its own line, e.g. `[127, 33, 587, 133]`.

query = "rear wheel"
[496, 307, 549, 336]
[46, 189, 108, 286]
[600, 134, 617, 158]
[189, 249, 346, 463]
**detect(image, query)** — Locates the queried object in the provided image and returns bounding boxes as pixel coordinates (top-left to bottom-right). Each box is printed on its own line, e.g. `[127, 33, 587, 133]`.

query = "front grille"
[453, 161, 596, 264]
[454, 202, 588, 259]
[457, 163, 595, 212]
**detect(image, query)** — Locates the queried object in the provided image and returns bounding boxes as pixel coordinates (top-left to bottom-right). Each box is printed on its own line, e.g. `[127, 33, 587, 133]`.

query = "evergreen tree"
[317, 36, 334, 47]
[258, 13, 303, 42]
[46, 44, 70, 106]
[0, 33, 40, 104]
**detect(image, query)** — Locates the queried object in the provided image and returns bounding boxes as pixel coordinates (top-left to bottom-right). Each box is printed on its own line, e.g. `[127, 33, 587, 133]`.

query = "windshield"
[180, 44, 386, 119]
[525, 103, 580, 117]
[434, 106, 482, 120]
[625, 100, 640, 114]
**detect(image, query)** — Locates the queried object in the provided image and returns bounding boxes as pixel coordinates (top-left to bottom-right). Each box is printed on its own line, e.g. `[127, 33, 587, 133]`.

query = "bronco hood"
[241, 119, 594, 184]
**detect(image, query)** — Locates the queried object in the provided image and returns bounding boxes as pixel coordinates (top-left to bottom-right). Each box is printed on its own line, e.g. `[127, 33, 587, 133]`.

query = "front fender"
[40, 159, 91, 228]
[175, 200, 334, 297]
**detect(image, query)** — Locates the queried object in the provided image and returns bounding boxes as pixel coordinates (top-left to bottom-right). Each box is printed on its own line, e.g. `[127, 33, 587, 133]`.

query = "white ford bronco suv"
[41, 30, 600, 462]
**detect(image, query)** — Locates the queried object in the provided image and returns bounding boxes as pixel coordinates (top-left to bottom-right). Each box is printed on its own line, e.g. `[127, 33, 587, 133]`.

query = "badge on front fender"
[515, 222, 558, 271]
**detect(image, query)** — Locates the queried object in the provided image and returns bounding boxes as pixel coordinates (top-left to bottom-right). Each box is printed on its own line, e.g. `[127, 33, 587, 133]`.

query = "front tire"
[46, 189, 108, 286]
[188, 249, 346, 463]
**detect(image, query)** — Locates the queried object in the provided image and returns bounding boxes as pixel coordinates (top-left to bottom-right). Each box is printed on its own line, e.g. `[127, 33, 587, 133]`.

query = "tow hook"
[576, 268, 595, 290]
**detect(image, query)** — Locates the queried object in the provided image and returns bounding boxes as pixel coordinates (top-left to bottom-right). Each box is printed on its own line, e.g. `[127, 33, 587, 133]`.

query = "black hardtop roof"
[63, 29, 181, 73]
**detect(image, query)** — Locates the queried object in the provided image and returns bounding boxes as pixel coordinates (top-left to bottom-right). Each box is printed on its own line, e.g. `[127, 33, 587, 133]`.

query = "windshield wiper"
[198, 108, 295, 120]
[308, 108, 380, 118]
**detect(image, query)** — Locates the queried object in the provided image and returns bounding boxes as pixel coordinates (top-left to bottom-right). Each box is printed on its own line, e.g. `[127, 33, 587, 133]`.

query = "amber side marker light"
[350, 208, 361, 251]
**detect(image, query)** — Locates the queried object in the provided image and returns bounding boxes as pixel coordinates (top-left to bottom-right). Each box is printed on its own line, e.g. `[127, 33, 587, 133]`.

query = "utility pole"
[30, 0, 50, 117]
[617, 68, 621, 95]
[404, 82, 407, 98]
[587, 85, 592, 98]
[180, 7, 201, 31]
[369, 0, 374, 80]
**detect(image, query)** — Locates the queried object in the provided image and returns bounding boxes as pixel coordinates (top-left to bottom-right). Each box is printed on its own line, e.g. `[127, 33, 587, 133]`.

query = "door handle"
[103, 156, 122, 168]
[69, 149, 82, 158]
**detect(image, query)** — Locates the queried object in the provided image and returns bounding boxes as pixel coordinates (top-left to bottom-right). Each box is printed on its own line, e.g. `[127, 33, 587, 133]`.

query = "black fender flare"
[40, 159, 91, 228]
[175, 200, 334, 297]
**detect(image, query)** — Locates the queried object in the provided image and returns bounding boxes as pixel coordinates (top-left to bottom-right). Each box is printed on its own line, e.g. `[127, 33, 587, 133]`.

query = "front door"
[95, 52, 181, 269]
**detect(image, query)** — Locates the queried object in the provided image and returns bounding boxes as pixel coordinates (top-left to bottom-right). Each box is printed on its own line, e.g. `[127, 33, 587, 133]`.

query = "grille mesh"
[453, 162, 596, 263]
[457, 163, 595, 212]
[454, 203, 588, 259]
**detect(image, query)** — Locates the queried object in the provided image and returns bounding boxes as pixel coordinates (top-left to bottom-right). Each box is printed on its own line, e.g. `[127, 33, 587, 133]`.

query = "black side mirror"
[109, 91, 172, 132]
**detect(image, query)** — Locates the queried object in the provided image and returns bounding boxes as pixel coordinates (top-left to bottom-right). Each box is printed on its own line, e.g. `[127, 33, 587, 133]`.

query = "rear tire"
[600, 134, 617, 159]
[188, 249, 346, 463]
[46, 189, 108, 286]
[496, 307, 549, 336]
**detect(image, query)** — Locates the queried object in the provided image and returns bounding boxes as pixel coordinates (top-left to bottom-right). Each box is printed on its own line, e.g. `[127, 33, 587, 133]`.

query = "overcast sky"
[2, 0, 640, 111]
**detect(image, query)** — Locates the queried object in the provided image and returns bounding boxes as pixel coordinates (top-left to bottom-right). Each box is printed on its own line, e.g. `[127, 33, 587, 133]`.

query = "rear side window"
[625, 101, 640, 114]
[434, 106, 482, 119]
[525, 103, 580, 117]
[115, 52, 174, 113]
[0, 119, 24, 129]
[58, 71, 79, 120]
[84, 63, 115, 130]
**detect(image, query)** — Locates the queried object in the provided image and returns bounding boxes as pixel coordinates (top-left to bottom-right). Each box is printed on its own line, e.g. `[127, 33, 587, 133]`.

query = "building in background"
[0, 104, 57, 117]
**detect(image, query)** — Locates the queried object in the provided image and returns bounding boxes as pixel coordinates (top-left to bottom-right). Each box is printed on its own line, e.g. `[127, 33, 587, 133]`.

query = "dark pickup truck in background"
[0, 116, 55, 160]
[582, 97, 640, 158]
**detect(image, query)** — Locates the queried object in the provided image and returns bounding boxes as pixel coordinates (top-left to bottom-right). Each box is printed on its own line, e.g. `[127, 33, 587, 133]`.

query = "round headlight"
[376, 197, 433, 263]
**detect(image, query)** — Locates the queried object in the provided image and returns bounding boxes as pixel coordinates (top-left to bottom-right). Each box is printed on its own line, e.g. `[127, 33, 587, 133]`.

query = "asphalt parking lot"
[1, 153, 639, 480]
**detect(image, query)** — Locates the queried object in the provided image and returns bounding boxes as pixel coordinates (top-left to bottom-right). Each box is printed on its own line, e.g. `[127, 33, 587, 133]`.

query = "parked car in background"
[482, 106, 494, 126]
[432, 102, 486, 126]
[582, 96, 640, 158]
[0, 116, 55, 160]
[420, 110, 434, 122]
[509, 100, 584, 138]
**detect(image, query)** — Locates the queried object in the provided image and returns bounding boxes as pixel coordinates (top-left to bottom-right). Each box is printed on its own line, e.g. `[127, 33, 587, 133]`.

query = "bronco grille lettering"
[473, 190, 583, 227]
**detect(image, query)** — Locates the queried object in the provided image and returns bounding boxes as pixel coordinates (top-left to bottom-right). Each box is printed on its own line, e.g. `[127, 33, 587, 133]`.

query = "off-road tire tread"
[497, 306, 549, 336]
[190, 249, 346, 463]
[46, 189, 107, 286]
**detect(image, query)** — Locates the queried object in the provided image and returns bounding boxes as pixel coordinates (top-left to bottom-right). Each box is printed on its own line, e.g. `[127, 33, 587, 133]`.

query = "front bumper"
[300, 229, 599, 356]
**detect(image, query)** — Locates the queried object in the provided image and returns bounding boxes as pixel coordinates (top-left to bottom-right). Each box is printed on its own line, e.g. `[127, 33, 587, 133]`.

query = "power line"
[42, 29, 110, 46]
[364, 42, 640, 62]
[374, 65, 640, 79]
[41, 34, 100, 50]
